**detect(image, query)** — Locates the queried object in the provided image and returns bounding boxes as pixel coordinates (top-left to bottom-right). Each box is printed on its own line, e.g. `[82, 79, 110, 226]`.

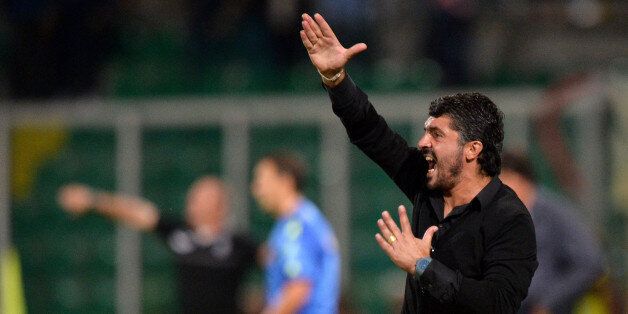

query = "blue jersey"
[266, 198, 340, 314]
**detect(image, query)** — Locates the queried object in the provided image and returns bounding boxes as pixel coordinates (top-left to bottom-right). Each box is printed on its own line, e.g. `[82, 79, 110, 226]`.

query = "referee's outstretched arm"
[57, 184, 159, 232]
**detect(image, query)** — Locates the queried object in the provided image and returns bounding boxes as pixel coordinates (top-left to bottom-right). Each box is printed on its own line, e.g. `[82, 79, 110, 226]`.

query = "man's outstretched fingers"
[345, 43, 368, 60]
[313, 13, 336, 39]
[303, 13, 324, 38]
[377, 218, 395, 244]
[398, 205, 412, 233]
[300, 30, 313, 50]
[382, 211, 402, 237]
[375, 233, 394, 256]
[301, 20, 319, 45]
[422, 226, 439, 244]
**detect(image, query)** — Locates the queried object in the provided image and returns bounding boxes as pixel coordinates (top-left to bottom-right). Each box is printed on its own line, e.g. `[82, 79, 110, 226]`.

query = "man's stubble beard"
[428, 146, 464, 192]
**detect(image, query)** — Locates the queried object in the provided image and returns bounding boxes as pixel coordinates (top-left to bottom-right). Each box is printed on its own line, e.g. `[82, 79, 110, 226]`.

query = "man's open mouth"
[426, 155, 436, 174]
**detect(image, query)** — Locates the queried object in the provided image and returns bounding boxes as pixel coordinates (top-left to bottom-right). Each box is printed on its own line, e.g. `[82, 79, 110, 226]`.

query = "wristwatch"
[415, 257, 432, 278]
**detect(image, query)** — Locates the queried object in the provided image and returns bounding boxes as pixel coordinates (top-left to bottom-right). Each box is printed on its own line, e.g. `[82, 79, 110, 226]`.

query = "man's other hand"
[375, 205, 438, 274]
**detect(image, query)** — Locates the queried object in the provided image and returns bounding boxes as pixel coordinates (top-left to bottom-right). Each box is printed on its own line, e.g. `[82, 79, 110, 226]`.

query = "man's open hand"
[300, 13, 367, 85]
[375, 205, 438, 274]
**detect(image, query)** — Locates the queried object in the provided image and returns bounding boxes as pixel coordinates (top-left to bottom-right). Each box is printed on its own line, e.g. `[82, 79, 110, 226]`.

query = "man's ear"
[465, 141, 483, 161]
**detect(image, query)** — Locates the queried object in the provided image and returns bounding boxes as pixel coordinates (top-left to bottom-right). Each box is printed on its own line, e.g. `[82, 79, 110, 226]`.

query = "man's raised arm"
[300, 13, 424, 200]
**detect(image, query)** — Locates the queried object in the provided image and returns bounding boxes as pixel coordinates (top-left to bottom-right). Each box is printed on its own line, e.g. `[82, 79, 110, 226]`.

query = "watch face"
[415, 258, 431, 277]
[419, 259, 430, 270]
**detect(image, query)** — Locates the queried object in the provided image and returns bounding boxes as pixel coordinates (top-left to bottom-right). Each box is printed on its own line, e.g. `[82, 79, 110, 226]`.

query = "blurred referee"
[58, 176, 258, 314]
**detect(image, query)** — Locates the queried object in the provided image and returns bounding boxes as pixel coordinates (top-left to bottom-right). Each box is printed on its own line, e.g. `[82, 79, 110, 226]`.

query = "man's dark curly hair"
[428, 92, 504, 177]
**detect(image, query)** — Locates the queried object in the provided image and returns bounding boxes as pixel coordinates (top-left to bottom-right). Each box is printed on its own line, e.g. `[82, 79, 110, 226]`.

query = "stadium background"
[0, 1, 626, 313]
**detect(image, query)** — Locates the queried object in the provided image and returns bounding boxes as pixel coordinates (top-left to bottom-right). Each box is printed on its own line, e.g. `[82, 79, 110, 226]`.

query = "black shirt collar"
[475, 176, 502, 210]
[429, 176, 502, 221]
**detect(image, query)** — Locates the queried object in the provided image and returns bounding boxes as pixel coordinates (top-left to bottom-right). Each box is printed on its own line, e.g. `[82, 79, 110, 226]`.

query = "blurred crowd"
[1, 0, 627, 98]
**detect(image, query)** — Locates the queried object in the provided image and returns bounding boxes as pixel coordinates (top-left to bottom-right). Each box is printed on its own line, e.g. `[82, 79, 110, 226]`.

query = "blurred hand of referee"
[58, 184, 94, 215]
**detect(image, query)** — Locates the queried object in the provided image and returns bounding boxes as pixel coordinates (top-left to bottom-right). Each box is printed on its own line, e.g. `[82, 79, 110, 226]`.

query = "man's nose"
[417, 134, 430, 149]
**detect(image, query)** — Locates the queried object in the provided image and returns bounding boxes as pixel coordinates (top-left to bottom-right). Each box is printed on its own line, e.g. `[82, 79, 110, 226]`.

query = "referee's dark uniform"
[157, 217, 257, 314]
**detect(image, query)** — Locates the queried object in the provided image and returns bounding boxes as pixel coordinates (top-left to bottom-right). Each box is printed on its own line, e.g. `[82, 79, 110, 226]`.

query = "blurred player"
[251, 152, 340, 313]
[57, 176, 258, 314]
[500, 152, 604, 314]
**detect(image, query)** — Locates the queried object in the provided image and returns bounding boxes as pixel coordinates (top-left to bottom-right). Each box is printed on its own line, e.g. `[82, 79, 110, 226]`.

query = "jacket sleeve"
[419, 212, 538, 313]
[326, 76, 426, 200]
